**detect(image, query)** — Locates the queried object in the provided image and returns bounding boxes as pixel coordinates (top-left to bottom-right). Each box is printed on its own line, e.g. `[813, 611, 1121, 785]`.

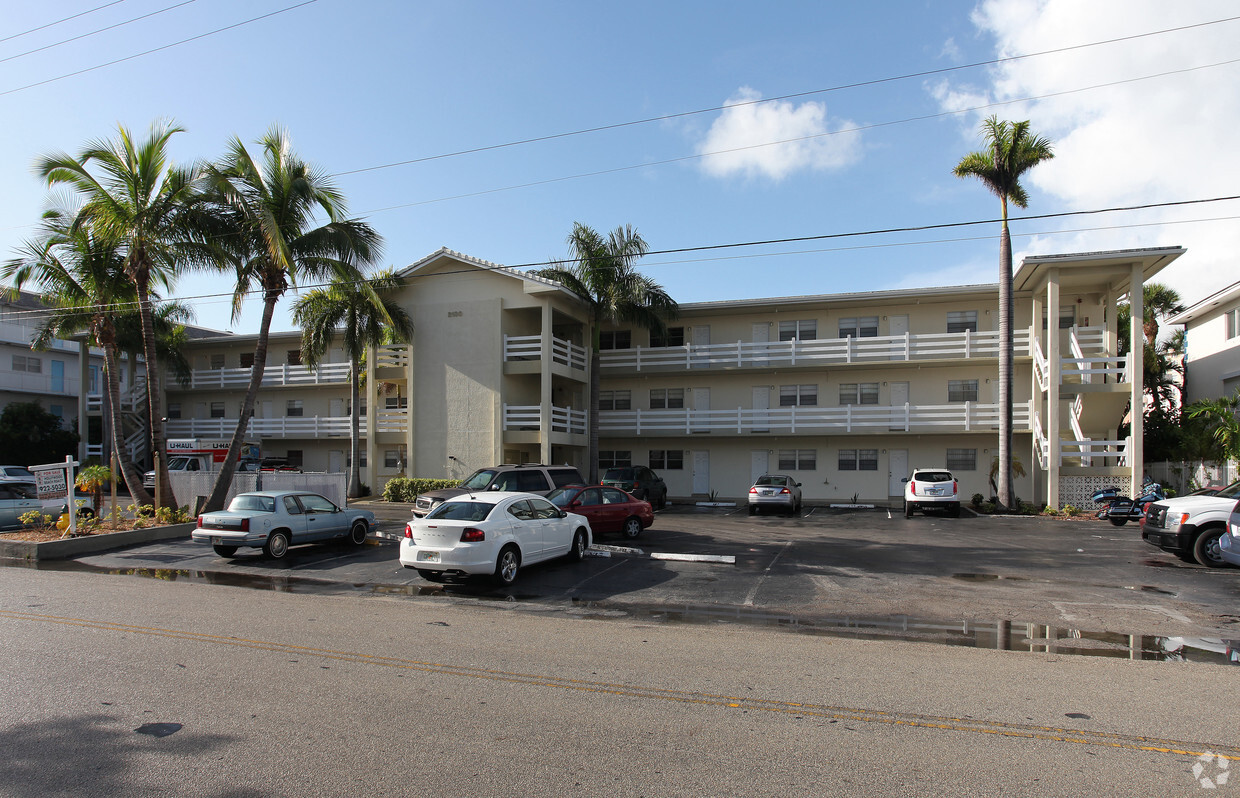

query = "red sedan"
[546, 485, 654, 539]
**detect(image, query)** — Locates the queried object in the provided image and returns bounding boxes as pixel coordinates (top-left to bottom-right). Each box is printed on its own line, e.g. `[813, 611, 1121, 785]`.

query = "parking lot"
[49, 501, 1239, 657]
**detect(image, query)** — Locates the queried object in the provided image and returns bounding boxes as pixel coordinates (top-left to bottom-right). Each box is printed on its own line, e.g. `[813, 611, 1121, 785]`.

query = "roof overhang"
[1167, 279, 1240, 326]
[1013, 246, 1185, 296]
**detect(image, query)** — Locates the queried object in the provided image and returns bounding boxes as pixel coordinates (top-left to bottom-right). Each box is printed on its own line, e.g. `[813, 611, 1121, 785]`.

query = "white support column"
[1129, 263, 1145, 497]
[1105, 290, 1119, 358]
[540, 303, 553, 463]
[405, 343, 415, 477]
[365, 343, 378, 490]
[1046, 271, 1061, 509]
[77, 340, 90, 461]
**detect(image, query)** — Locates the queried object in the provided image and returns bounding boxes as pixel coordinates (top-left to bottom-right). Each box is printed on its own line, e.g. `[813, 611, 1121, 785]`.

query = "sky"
[0, 0, 1237, 336]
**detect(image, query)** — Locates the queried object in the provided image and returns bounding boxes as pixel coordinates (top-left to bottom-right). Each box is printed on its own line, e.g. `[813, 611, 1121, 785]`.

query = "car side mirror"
[901, 477, 909, 483]
[795, 483, 802, 488]
[558, 509, 567, 518]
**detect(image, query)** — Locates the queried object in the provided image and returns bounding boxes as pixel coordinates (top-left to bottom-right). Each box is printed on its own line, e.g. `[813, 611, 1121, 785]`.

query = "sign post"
[32, 455, 79, 538]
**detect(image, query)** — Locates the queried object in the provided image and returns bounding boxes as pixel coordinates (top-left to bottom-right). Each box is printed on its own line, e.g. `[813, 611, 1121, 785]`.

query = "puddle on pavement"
[10, 557, 1237, 667]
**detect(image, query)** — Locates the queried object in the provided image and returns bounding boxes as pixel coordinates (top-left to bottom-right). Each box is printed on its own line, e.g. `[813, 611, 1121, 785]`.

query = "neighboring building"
[1167, 279, 1240, 404]
[142, 245, 1183, 508]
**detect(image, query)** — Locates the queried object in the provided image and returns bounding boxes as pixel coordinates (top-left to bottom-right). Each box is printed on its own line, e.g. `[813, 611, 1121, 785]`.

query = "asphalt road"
[1, 566, 1237, 797]
[42, 502, 1240, 657]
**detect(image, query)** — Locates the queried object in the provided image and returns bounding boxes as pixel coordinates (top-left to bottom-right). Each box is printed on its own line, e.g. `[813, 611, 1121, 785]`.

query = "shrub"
[19, 509, 54, 528]
[383, 477, 462, 503]
[971, 493, 984, 508]
[1062, 504, 1081, 516]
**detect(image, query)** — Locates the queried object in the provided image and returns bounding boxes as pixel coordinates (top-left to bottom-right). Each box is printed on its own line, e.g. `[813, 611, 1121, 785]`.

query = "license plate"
[211, 537, 223, 545]
[417, 551, 439, 563]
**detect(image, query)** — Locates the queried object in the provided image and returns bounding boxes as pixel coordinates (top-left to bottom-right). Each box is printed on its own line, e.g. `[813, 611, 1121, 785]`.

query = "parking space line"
[650, 552, 736, 564]
[743, 540, 792, 606]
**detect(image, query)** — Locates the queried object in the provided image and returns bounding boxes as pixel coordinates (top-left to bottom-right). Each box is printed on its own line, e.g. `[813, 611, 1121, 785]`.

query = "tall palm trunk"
[348, 363, 362, 498]
[134, 263, 173, 509]
[101, 340, 152, 504]
[997, 207, 1014, 511]
[203, 290, 277, 512]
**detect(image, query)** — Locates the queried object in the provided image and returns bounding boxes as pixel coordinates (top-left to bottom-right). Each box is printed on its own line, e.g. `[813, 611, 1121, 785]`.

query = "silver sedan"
[748, 474, 803, 516]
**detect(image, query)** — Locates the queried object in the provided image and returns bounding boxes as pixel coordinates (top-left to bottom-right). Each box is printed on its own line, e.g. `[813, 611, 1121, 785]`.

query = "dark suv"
[601, 466, 667, 509]
[412, 463, 585, 517]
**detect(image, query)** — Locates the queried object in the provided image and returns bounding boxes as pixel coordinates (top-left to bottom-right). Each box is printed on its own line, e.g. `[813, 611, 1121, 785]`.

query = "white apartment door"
[692, 325, 711, 367]
[752, 322, 769, 366]
[261, 401, 273, 419]
[888, 449, 909, 496]
[692, 450, 711, 495]
[889, 314, 909, 360]
[751, 450, 769, 484]
[889, 381, 909, 431]
[752, 385, 769, 433]
[330, 398, 344, 417]
[692, 387, 711, 433]
[329, 450, 344, 473]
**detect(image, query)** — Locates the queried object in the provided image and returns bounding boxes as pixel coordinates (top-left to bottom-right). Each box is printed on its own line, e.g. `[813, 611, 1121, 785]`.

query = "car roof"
[443, 491, 550, 503]
[232, 490, 325, 499]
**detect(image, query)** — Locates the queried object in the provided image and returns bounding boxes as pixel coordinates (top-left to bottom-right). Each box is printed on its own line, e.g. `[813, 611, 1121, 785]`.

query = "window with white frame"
[1226, 307, 1239, 340]
[837, 316, 878, 338]
[209, 353, 225, 369]
[1059, 305, 1076, 329]
[947, 379, 979, 402]
[209, 401, 225, 418]
[286, 399, 304, 417]
[779, 384, 818, 407]
[649, 327, 685, 348]
[12, 355, 41, 373]
[385, 396, 408, 409]
[167, 402, 181, 419]
[599, 330, 631, 350]
[286, 349, 302, 366]
[858, 449, 879, 471]
[778, 319, 817, 341]
[384, 448, 407, 469]
[240, 352, 255, 369]
[598, 450, 631, 469]
[946, 310, 978, 333]
[649, 450, 684, 469]
[839, 382, 879, 405]
[599, 390, 631, 411]
[778, 449, 816, 470]
[649, 388, 684, 409]
[946, 448, 977, 471]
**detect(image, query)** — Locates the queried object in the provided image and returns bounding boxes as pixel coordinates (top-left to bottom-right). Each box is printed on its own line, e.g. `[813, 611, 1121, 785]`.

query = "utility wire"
[332, 14, 1240, 178]
[0, 0, 318, 98]
[0, 0, 199, 66]
[6, 196, 1237, 325]
[0, 0, 129, 44]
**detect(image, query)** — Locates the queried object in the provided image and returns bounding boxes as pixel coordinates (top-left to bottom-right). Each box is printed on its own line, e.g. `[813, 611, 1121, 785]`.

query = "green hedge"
[383, 477, 462, 503]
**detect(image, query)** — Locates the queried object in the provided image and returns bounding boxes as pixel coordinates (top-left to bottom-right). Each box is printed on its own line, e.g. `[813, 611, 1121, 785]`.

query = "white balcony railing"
[1059, 437, 1129, 467]
[373, 344, 411, 369]
[166, 414, 407, 439]
[598, 401, 1032, 436]
[187, 361, 351, 389]
[1032, 411, 1049, 469]
[503, 334, 588, 371]
[502, 404, 588, 435]
[599, 329, 1032, 372]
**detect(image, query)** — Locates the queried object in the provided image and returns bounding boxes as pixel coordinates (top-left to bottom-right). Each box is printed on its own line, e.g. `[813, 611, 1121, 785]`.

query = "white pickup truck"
[1141, 480, 1240, 568]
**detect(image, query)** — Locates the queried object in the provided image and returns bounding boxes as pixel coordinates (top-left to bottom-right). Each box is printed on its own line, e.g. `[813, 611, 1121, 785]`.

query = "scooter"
[1092, 477, 1165, 526]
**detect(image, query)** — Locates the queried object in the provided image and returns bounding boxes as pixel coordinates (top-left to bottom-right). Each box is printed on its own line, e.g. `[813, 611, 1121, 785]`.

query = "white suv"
[903, 469, 960, 517]
[413, 463, 585, 517]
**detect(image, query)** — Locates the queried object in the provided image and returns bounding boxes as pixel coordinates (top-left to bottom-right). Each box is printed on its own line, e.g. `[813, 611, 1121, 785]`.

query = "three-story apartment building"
[148, 245, 1183, 508]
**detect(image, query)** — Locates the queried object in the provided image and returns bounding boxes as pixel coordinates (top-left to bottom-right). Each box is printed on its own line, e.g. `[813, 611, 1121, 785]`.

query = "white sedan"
[400, 492, 592, 585]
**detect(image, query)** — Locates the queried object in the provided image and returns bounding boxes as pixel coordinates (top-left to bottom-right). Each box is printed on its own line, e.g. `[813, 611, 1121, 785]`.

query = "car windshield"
[1213, 480, 1240, 499]
[427, 501, 495, 522]
[460, 470, 498, 490]
[228, 495, 276, 513]
[754, 476, 784, 486]
[168, 457, 196, 469]
[545, 488, 576, 507]
[603, 468, 635, 481]
[915, 472, 953, 483]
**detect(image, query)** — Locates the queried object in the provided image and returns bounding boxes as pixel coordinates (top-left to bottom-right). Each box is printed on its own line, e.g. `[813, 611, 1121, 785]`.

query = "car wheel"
[212, 544, 238, 557]
[264, 530, 290, 559]
[622, 517, 643, 539]
[1108, 516, 1128, 527]
[1193, 528, 1228, 568]
[568, 529, 588, 561]
[904, 502, 913, 518]
[949, 503, 960, 518]
[494, 545, 520, 586]
[636, 488, 649, 502]
[78, 507, 95, 520]
[348, 521, 368, 546]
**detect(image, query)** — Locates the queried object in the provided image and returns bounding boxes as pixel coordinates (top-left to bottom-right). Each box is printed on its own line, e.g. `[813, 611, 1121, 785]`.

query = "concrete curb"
[0, 522, 197, 562]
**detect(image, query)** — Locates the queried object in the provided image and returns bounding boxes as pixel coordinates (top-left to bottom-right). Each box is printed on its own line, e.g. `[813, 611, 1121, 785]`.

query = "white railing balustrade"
[1058, 438, 1128, 467]
[188, 361, 352, 389]
[502, 404, 587, 435]
[374, 344, 410, 369]
[1060, 355, 1128, 384]
[600, 329, 1032, 371]
[503, 334, 587, 371]
[598, 401, 1032, 435]
[1032, 338, 1049, 392]
[1032, 411, 1049, 469]
[166, 414, 407, 438]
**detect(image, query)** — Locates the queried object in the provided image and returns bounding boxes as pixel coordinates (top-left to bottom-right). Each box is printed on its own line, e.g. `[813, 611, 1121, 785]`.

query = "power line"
[332, 14, 1240, 178]
[6, 196, 1237, 326]
[0, 0, 318, 98]
[0, 0, 199, 66]
[0, 0, 129, 44]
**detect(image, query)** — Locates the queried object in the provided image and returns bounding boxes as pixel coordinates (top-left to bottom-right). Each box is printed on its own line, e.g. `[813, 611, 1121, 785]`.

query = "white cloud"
[940, 0, 1240, 304]
[696, 87, 862, 181]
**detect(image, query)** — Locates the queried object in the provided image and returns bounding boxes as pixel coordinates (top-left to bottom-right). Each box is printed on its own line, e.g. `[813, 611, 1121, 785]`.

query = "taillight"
[953, 480, 959, 495]
[460, 528, 485, 542]
[239, 518, 249, 532]
[196, 516, 203, 528]
[404, 523, 413, 539]
[779, 488, 791, 495]
[749, 487, 758, 494]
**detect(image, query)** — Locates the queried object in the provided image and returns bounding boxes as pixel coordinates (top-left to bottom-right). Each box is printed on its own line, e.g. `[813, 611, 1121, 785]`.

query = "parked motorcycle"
[1092, 477, 1165, 526]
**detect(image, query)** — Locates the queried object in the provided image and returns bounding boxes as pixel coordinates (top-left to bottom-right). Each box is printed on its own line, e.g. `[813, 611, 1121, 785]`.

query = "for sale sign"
[35, 468, 67, 499]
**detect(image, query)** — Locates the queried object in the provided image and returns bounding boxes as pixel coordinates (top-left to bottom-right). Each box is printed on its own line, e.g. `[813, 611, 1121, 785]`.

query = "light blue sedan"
[193, 491, 374, 559]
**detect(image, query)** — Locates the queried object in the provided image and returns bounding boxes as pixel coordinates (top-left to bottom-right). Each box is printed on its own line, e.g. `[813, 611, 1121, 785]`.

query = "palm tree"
[3, 204, 156, 503]
[199, 126, 383, 512]
[291, 268, 413, 498]
[36, 120, 208, 508]
[535, 223, 678, 482]
[1186, 390, 1240, 464]
[954, 117, 1054, 511]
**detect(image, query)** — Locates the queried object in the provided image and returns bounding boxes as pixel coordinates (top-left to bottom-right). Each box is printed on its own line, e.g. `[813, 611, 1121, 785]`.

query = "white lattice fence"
[1058, 475, 1123, 511]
